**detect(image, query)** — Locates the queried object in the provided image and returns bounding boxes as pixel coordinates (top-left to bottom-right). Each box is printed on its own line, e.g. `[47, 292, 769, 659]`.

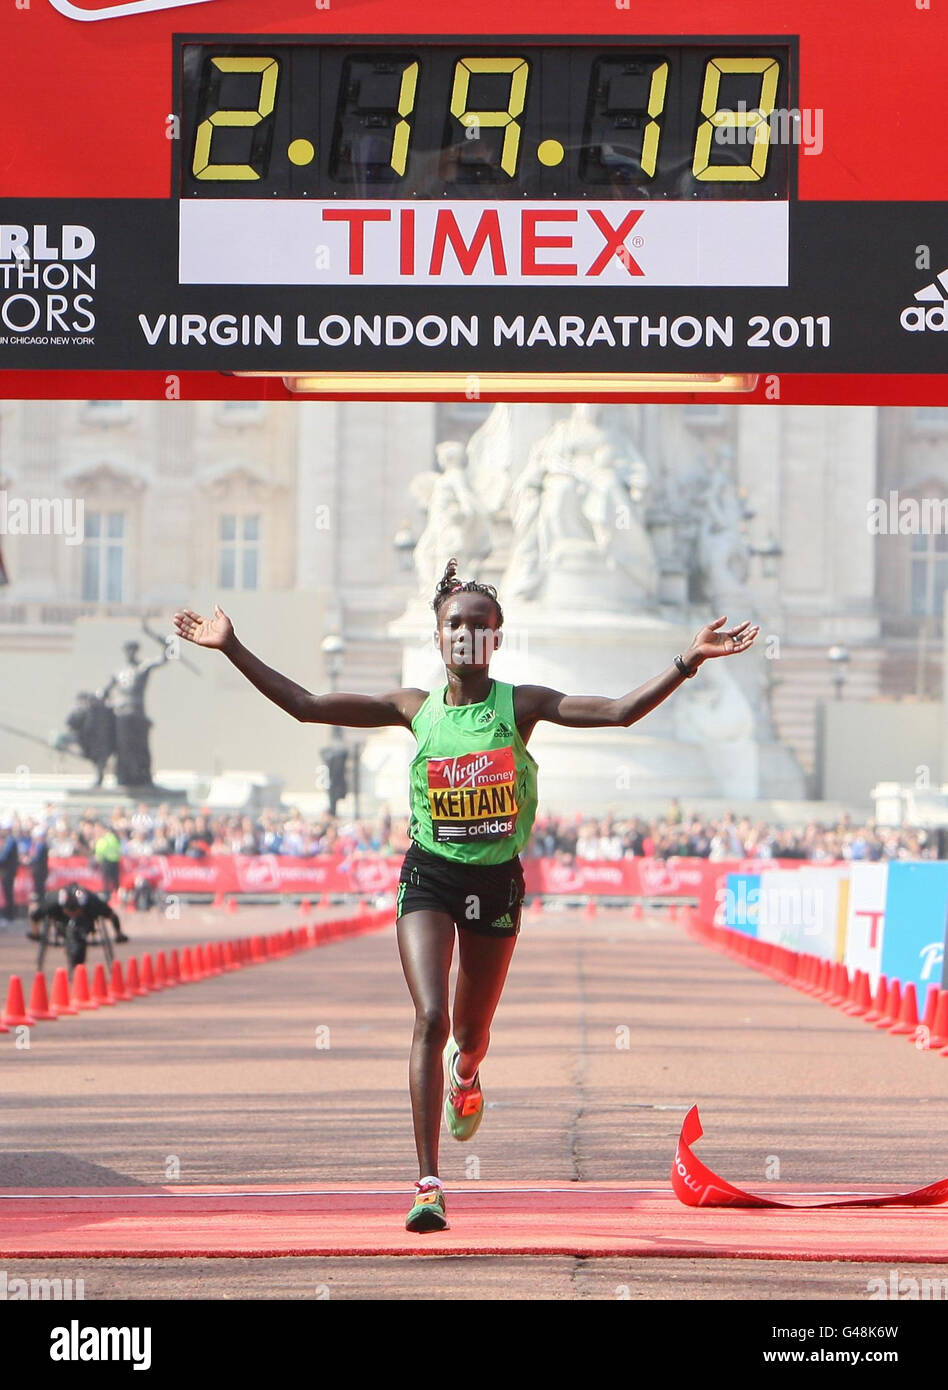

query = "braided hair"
[432, 557, 504, 627]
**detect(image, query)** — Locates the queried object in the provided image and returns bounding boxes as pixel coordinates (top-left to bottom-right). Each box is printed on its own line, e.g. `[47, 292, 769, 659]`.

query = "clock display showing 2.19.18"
[177, 39, 794, 201]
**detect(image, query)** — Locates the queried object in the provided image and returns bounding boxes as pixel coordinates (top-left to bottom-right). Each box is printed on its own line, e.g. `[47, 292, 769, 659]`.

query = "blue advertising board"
[723, 873, 760, 938]
[878, 862, 948, 1000]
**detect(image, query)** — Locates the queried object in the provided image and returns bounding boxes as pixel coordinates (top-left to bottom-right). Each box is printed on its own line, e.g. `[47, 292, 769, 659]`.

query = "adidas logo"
[490, 912, 514, 930]
[476, 709, 495, 724]
[901, 266, 948, 333]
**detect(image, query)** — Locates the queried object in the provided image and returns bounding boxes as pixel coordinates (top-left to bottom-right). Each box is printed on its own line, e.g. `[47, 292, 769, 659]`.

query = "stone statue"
[57, 689, 116, 787]
[466, 402, 517, 518]
[103, 639, 169, 788]
[673, 655, 759, 799]
[695, 463, 751, 606]
[409, 439, 492, 595]
[502, 404, 658, 602]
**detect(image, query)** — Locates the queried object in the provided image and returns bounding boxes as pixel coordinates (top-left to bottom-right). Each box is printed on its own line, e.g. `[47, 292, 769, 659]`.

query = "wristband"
[674, 653, 698, 678]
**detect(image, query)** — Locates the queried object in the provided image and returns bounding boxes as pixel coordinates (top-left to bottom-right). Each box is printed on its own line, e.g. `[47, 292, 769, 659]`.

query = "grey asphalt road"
[1, 901, 946, 1299]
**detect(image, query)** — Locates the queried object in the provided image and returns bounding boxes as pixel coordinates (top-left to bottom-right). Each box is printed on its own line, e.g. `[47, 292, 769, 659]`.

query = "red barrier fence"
[12, 854, 814, 903]
[11, 850, 817, 906]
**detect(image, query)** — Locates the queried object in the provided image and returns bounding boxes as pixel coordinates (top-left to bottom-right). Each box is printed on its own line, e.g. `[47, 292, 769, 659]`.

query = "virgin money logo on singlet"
[426, 746, 517, 842]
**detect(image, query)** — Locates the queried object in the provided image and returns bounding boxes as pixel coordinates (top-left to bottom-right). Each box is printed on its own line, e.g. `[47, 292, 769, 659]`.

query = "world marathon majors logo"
[900, 265, 948, 332]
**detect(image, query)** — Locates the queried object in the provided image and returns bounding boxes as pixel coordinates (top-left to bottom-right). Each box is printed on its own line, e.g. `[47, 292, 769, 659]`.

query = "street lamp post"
[393, 521, 416, 573]
[750, 532, 783, 581]
[320, 633, 348, 816]
[827, 644, 850, 700]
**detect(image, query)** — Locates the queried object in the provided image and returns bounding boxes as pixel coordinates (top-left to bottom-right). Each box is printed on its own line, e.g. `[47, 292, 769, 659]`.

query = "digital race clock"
[179, 41, 793, 200]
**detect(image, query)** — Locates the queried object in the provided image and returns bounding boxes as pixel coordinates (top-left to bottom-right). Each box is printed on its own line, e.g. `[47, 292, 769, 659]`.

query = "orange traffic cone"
[222, 940, 238, 970]
[922, 985, 940, 1033]
[178, 947, 194, 982]
[226, 895, 238, 914]
[811, 959, 830, 999]
[792, 955, 812, 993]
[153, 951, 168, 989]
[529, 896, 543, 914]
[28, 972, 58, 1021]
[843, 970, 872, 1017]
[110, 959, 132, 1002]
[298, 898, 310, 917]
[91, 962, 115, 1006]
[864, 974, 888, 1023]
[50, 967, 78, 1016]
[3, 974, 35, 1027]
[889, 982, 919, 1036]
[211, 888, 226, 909]
[140, 954, 156, 993]
[167, 949, 181, 984]
[126, 957, 148, 997]
[928, 991, 948, 1049]
[584, 898, 597, 919]
[829, 963, 851, 1007]
[71, 963, 98, 1010]
[874, 978, 901, 1029]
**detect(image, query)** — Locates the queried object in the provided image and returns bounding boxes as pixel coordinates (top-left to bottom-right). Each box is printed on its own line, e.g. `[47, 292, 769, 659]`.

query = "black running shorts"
[396, 840, 526, 938]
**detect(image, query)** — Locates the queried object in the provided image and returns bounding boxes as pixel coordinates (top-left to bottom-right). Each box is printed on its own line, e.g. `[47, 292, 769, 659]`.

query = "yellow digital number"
[193, 56, 279, 182]
[390, 60, 419, 176]
[693, 57, 780, 182]
[640, 61, 669, 178]
[450, 57, 530, 177]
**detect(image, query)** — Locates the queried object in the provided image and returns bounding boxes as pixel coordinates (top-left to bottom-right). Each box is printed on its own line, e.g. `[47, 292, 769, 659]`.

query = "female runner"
[173, 556, 758, 1231]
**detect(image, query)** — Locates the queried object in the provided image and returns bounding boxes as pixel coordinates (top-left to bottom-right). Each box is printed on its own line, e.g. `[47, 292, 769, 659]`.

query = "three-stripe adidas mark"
[901, 265, 948, 332]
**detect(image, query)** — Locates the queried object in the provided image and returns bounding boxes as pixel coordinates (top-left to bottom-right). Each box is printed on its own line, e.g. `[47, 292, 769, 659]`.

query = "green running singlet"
[407, 678, 539, 865]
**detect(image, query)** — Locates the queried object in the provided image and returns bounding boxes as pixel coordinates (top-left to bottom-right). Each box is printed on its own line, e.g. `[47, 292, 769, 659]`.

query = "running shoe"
[443, 1036, 484, 1142]
[405, 1179, 447, 1233]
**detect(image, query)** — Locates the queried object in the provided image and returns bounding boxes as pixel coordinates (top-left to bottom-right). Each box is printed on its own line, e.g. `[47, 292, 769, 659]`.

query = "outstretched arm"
[172, 604, 423, 728]
[516, 616, 759, 731]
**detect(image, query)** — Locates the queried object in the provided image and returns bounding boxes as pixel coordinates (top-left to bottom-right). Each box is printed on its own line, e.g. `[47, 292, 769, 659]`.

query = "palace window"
[81, 511, 125, 602]
[218, 513, 260, 590]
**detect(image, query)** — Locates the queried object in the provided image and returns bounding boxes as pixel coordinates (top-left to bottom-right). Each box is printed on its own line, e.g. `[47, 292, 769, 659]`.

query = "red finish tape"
[672, 1106, 948, 1209]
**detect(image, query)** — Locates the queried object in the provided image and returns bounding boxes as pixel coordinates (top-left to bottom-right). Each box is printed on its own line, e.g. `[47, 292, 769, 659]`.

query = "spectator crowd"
[0, 798, 933, 922]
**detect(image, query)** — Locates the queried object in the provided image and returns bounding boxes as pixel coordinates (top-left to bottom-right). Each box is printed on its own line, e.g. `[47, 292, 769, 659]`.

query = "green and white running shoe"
[443, 1036, 484, 1142]
[405, 1179, 447, 1232]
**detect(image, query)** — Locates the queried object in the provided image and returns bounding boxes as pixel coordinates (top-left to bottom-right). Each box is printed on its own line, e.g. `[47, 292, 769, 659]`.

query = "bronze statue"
[102, 639, 169, 788]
